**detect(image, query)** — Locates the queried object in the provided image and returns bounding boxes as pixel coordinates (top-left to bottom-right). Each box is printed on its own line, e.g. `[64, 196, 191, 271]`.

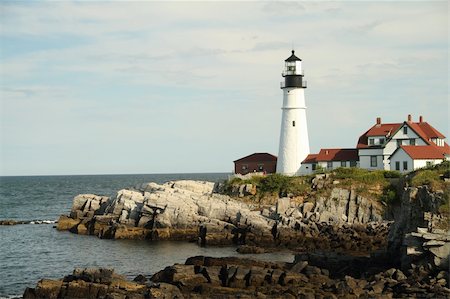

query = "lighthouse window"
[292, 121, 296, 127]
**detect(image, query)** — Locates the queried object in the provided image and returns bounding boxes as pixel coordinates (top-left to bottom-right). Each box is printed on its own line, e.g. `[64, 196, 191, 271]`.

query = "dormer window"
[369, 139, 374, 145]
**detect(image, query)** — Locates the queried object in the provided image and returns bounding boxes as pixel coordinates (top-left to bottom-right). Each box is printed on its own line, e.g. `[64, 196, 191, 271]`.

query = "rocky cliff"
[57, 180, 388, 251]
[387, 185, 449, 274]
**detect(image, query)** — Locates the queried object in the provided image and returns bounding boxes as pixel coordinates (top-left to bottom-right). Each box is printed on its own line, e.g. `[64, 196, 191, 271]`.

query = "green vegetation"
[224, 161, 449, 211]
[223, 173, 312, 199]
[409, 161, 449, 214]
[380, 185, 400, 206]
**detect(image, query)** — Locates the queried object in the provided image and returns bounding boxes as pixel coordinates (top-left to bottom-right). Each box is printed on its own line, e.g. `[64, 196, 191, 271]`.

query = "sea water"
[0, 174, 293, 298]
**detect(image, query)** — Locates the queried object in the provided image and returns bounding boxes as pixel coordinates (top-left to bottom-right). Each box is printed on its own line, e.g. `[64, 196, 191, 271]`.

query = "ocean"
[0, 173, 293, 298]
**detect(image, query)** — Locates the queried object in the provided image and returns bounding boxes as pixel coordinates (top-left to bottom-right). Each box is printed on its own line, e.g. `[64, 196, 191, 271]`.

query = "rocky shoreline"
[56, 180, 390, 252]
[24, 175, 449, 298]
[23, 254, 449, 298]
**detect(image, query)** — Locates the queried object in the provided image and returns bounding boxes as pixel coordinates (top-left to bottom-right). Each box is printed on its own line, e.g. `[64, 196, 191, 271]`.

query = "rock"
[236, 245, 265, 254]
[393, 269, 407, 281]
[23, 279, 63, 299]
[56, 215, 80, 231]
[302, 202, 315, 214]
[276, 197, 290, 215]
[290, 261, 308, 273]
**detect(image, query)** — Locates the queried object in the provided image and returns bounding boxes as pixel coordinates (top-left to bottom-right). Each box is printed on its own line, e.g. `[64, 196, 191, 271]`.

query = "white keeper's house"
[301, 114, 449, 174]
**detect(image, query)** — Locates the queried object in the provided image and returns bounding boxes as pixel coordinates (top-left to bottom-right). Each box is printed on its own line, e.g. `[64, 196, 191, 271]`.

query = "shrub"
[381, 185, 400, 205]
[260, 174, 291, 195]
[382, 170, 402, 178]
[411, 170, 440, 187]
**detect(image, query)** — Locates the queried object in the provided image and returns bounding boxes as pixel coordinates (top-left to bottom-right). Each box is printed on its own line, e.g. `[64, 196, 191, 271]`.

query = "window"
[410, 139, 415, 145]
[257, 164, 264, 171]
[426, 161, 433, 167]
[242, 164, 248, 170]
[341, 161, 346, 167]
[327, 162, 332, 169]
[350, 161, 357, 167]
[312, 163, 317, 171]
[370, 156, 377, 167]
[369, 139, 375, 145]
[395, 161, 400, 171]
[397, 140, 402, 147]
[292, 121, 296, 127]
[403, 127, 408, 134]
[379, 138, 385, 144]
[403, 161, 408, 171]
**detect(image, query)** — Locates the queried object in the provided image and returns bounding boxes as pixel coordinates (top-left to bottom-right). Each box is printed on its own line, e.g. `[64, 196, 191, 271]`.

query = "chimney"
[419, 115, 423, 123]
[376, 117, 381, 125]
[325, 150, 329, 155]
[407, 114, 412, 122]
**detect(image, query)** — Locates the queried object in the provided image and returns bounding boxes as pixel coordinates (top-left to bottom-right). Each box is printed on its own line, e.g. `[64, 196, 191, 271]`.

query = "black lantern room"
[281, 50, 307, 89]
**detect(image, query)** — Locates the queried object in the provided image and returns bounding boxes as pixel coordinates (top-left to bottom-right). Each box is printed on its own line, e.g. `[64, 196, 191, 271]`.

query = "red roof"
[315, 148, 359, 162]
[234, 153, 277, 163]
[357, 119, 446, 149]
[399, 145, 446, 160]
[413, 122, 445, 139]
[366, 123, 401, 137]
[302, 154, 318, 163]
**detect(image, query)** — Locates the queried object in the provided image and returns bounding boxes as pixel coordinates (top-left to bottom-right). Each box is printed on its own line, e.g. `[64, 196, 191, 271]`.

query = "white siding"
[389, 149, 444, 173]
[359, 148, 384, 170]
[413, 159, 444, 169]
[389, 149, 413, 173]
[299, 163, 314, 175]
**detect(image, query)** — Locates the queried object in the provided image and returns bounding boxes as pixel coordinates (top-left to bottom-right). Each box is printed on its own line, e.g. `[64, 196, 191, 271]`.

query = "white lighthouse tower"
[276, 50, 310, 175]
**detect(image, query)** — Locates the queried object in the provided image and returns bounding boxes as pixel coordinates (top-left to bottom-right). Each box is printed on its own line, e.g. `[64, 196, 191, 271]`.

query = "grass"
[223, 173, 312, 199]
[223, 161, 448, 212]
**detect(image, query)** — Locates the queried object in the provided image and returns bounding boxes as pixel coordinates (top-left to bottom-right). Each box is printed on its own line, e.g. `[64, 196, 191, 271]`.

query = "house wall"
[358, 148, 384, 170]
[234, 160, 277, 175]
[360, 123, 430, 171]
[413, 159, 443, 169]
[389, 149, 413, 173]
[299, 163, 314, 175]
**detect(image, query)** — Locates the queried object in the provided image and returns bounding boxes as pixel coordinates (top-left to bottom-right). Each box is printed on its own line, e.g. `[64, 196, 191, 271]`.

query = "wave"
[0, 219, 57, 225]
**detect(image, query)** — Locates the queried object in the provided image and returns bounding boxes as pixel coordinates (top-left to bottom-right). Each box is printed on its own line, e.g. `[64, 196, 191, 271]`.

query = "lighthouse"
[276, 50, 310, 175]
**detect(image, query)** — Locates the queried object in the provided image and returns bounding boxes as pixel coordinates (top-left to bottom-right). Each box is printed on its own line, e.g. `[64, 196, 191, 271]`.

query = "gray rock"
[276, 197, 290, 215]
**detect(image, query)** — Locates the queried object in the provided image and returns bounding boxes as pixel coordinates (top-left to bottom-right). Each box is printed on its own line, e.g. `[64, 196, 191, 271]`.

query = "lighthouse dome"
[285, 50, 302, 62]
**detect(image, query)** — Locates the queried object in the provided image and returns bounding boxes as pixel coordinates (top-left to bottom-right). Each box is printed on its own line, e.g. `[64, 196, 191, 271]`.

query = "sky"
[0, 1, 448, 176]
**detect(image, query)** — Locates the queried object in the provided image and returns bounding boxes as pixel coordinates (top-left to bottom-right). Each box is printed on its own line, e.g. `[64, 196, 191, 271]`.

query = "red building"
[233, 153, 277, 175]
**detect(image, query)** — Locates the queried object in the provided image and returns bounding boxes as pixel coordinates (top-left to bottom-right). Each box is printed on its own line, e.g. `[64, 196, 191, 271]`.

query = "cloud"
[0, 1, 447, 175]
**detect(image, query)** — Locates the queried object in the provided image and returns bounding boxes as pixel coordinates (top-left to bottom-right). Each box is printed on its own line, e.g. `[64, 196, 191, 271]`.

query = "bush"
[381, 185, 399, 205]
[411, 170, 440, 187]
[382, 170, 402, 178]
[260, 174, 291, 195]
[332, 167, 387, 185]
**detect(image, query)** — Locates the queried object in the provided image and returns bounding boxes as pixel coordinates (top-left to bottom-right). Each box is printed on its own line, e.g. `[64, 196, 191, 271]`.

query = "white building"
[276, 51, 310, 176]
[300, 115, 449, 174]
[389, 145, 448, 173]
[356, 115, 448, 171]
[300, 149, 359, 175]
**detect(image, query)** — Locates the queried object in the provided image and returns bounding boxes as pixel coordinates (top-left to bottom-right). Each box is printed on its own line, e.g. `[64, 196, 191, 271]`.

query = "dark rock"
[133, 274, 147, 284]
